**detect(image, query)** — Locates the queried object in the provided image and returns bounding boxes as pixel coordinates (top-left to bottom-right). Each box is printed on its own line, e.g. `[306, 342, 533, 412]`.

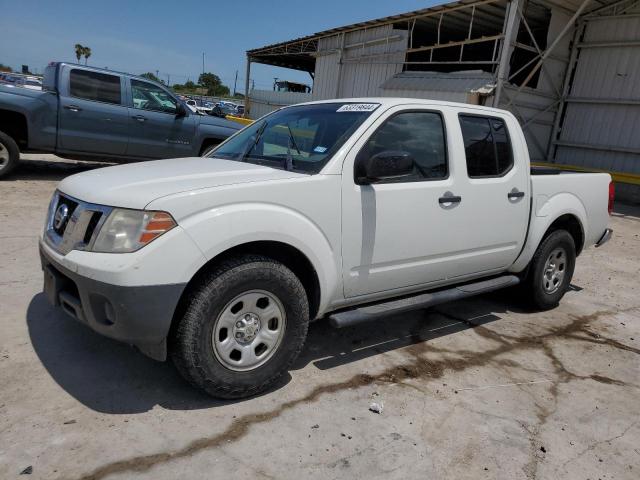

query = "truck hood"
[57, 157, 304, 209]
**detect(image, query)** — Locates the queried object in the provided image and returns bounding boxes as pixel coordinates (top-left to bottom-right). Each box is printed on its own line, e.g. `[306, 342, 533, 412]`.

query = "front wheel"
[525, 229, 576, 310]
[0, 131, 20, 179]
[170, 255, 309, 399]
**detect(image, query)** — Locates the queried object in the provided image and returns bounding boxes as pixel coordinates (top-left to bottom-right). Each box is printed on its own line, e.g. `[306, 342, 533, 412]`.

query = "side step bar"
[329, 275, 520, 328]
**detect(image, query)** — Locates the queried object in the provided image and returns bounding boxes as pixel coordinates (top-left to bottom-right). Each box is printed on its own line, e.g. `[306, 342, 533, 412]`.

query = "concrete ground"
[1, 154, 639, 480]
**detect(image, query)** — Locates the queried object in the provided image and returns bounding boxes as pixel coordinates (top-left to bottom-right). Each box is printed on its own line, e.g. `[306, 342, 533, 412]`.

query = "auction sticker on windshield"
[336, 103, 379, 112]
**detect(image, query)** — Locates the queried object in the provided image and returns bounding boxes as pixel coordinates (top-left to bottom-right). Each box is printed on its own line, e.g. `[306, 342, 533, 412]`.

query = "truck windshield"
[208, 102, 379, 174]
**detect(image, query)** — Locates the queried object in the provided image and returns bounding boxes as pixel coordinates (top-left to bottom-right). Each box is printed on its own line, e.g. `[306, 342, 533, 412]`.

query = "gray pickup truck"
[0, 62, 241, 177]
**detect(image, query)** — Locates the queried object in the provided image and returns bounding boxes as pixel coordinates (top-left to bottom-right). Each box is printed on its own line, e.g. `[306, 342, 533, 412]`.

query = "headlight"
[92, 209, 176, 253]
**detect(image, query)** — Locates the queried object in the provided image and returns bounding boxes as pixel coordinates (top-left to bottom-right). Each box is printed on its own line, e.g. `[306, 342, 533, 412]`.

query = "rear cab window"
[459, 114, 513, 178]
[69, 69, 122, 105]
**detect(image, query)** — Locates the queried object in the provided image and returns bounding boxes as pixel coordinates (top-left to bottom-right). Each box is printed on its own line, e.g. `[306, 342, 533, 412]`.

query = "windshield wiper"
[240, 120, 268, 163]
[285, 123, 301, 171]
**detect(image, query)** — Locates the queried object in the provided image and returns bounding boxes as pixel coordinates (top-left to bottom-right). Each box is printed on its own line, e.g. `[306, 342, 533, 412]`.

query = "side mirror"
[176, 103, 188, 117]
[355, 150, 414, 185]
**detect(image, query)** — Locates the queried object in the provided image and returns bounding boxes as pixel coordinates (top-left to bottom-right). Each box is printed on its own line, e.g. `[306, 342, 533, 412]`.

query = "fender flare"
[180, 202, 340, 315]
[510, 192, 587, 273]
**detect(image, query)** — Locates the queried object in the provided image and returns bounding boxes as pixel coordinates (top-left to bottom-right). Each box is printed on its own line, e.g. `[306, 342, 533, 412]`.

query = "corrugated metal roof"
[380, 71, 495, 93]
[247, 0, 619, 56]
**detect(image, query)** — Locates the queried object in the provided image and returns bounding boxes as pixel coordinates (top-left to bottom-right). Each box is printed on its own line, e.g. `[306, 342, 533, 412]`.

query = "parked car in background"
[212, 101, 243, 118]
[39, 98, 613, 399]
[0, 74, 18, 85]
[16, 76, 43, 90]
[0, 62, 242, 177]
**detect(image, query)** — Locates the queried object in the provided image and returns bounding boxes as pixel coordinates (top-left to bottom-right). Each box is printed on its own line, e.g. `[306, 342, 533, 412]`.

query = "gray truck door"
[125, 79, 196, 158]
[58, 68, 129, 155]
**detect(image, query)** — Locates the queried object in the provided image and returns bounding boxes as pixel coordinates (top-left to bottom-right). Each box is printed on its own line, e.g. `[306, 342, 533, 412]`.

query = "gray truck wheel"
[170, 255, 309, 399]
[0, 131, 20, 179]
[525, 229, 576, 310]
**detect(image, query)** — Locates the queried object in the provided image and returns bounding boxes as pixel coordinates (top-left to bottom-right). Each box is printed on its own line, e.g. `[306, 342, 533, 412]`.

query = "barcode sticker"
[336, 103, 379, 113]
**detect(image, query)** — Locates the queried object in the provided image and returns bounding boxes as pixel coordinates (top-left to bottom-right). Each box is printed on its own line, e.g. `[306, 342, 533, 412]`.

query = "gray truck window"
[131, 79, 177, 114]
[69, 69, 121, 105]
[459, 115, 513, 178]
[359, 111, 448, 182]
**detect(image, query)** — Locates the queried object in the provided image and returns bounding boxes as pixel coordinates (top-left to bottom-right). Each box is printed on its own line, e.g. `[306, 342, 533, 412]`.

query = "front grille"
[83, 211, 103, 244]
[45, 192, 113, 254]
[53, 196, 78, 236]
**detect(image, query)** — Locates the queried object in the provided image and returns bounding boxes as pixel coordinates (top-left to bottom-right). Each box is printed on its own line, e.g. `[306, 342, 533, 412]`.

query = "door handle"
[508, 190, 526, 199]
[438, 195, 462, 205]
[64, 105, 81, 112]
[132, 115, 146, 122]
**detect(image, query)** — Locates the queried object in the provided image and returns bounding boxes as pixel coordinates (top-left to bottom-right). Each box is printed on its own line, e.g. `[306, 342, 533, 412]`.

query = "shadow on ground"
[9, 158, 115, 181]
[26, 287, 536, 415]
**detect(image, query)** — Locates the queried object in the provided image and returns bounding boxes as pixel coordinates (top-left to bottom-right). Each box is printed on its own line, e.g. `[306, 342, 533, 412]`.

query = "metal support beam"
[547, 22, 584, 161]
[506, 0, 592, 105]
[494, 0, 521, 106]
[244, 56, 252, 117]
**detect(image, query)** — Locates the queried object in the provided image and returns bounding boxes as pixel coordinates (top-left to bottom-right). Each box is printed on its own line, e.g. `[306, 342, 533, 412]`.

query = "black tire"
[0, 130, 20, 179]
[170, 255, 309, 399]
[200, 143, 219, 157]
[525, 229, 576, 310]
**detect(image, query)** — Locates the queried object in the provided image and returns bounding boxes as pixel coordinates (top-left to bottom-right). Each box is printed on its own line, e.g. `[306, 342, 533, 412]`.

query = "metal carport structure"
[246, 0, 640, 201]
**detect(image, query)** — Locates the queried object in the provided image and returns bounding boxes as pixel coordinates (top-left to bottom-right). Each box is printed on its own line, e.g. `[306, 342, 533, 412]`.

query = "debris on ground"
[311, 424, 319, 429]
[20, 466, 32, 475]
[369, 402, 384, 414]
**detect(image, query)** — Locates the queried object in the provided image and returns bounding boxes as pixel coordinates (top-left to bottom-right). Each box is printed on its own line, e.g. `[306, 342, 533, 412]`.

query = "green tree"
[74, 44, 92, 64]
[140, 72, 162, 83]
[198, 72, 230, 96]
[74, 44, 84, 62]
[0, 64, 12, 73]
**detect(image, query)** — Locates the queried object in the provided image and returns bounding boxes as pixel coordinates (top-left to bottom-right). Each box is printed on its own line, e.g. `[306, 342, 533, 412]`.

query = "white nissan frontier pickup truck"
[40, 98, 614, 398]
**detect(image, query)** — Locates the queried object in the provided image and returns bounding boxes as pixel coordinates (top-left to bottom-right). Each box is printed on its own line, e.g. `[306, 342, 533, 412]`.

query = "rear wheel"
[525, 229, 576, 310]
[170, 255, 309, 399]
[0, 131, 20, 179]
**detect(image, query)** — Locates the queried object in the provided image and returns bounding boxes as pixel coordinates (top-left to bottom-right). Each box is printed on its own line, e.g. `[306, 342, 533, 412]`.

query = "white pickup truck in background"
[39, 98, 613, 399]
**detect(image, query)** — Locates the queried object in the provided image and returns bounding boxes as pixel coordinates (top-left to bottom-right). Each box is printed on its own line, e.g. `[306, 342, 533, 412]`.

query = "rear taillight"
[608, 181, 615, 215]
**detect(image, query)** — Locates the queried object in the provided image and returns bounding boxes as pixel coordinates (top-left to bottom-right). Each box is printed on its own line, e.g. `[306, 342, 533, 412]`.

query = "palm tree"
[83, 47, 91, 65]
[74, 44, 84, 63]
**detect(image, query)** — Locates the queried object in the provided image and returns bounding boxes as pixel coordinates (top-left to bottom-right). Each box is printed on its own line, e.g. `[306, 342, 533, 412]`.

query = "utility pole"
[233, 70, 238, 96]
[273, 77, 278, 91]
[167, 74, 170, 86]
[202, 53, 205, 77]
[156, 70, 159, 80]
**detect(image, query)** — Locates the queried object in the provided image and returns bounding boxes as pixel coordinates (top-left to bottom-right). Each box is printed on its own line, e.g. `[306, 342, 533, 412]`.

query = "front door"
[341, 107, 456, 297]
[126, 79, 196, 158]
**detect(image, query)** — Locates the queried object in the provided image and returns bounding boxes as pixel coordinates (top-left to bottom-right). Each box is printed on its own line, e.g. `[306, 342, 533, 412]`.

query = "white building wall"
[556, 14, 640, 173]
[312, 25, 407, 100]
[247, 89, 312, 119]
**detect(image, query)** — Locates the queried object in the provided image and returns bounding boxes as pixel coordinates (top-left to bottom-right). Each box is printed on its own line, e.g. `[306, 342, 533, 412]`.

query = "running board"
[329, 275, 520, 328]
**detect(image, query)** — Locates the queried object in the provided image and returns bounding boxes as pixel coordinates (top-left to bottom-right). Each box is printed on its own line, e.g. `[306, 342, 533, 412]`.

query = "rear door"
[445, 111, 529, 279]
[58, 68, 129, 155]
[125, 79, 196, 158]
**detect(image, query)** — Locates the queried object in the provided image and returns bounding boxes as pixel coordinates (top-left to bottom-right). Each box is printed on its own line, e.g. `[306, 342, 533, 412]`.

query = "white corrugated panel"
[248, 89, 312, 119]
[555, 14, 640, 175]
[312, 25, 407, 100]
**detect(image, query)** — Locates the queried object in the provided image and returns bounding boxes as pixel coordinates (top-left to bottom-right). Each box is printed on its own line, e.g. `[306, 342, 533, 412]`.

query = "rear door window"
[69, 69, 121, 105]
[459, 115, 513, 178]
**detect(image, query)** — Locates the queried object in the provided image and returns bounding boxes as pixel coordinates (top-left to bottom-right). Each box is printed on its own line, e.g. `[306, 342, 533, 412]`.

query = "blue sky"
[0, 0, 442, 91]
